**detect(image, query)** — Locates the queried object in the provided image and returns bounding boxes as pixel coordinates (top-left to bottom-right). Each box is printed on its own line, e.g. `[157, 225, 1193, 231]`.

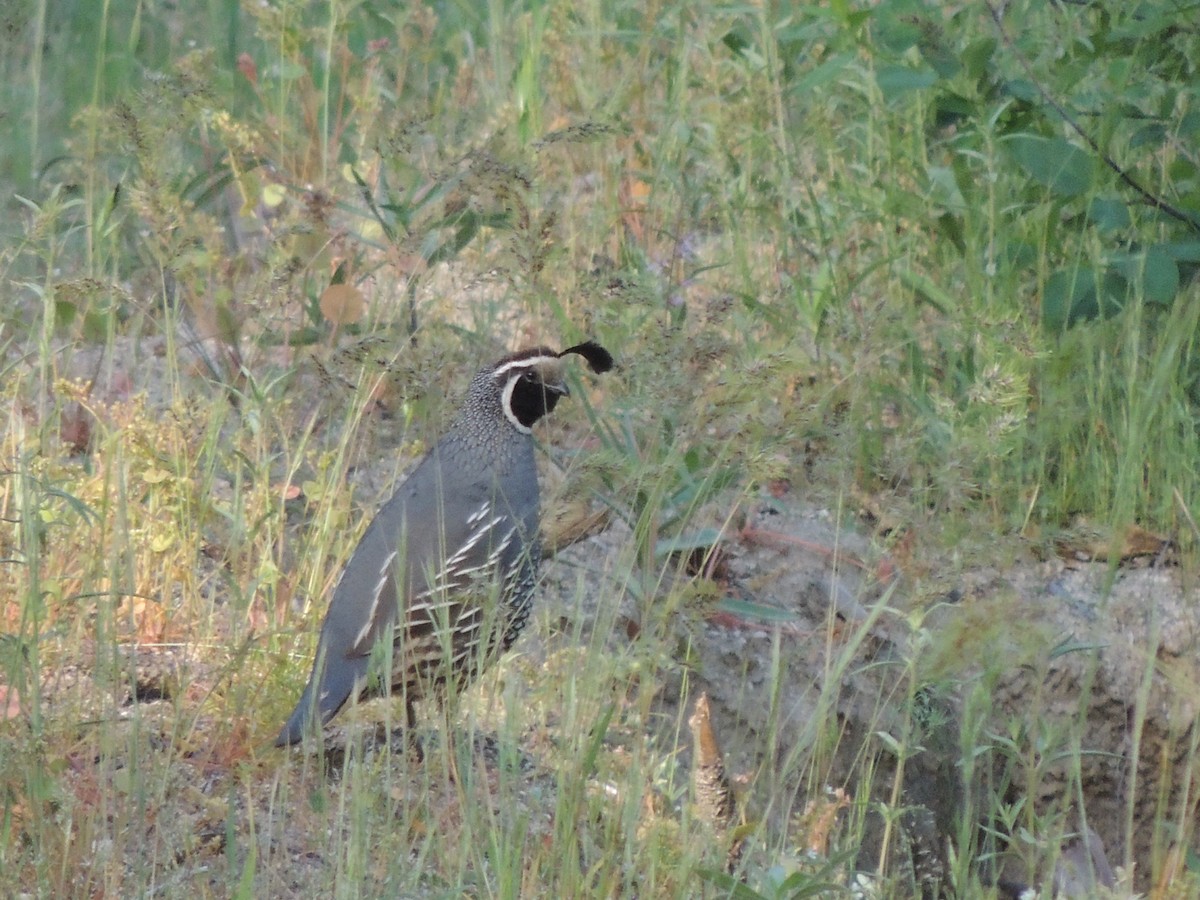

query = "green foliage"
[754, 0, 1200, 535]
[3, 0, 1200, 894]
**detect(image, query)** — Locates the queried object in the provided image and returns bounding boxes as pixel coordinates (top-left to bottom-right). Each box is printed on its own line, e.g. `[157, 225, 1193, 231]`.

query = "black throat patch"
[505, 366, 564, 429]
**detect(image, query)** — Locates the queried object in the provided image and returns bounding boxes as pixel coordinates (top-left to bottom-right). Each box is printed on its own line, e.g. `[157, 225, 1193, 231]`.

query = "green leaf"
[1180, 110, 1200, 139]
[935, 212, 966, 255]
[714, 596, 802, 624]
[1108, 6, 1174, 41]
[1049, 637, 1107, 659]
[1166, 157, 1198, 186]
[917, 34, 960, 79]
[898, 268, 955, 313]
[580, 701, 617, 776]
[1086, 197, 1130, 233]
[54, 299, 77, 328]
[871, 0, 922, 53]
[1130, 122, 1166, 149]
[927, 165, 965, 212]
[875, 730, 906, 756]
[1111, 247, 1179, 306]
[933, 91, 976, 128]
[44, 486, 98, 524]
[1158, 241, 1200, 263]
[232, 824, 257, 900]
[269, 61, 306, 81]
[770, 872, 848, 898]
[1002, 79, 1039, 102]
[962, 37, 996, 81]
[694, 869, 768, 900]
[654, 528, 724, 558]
[876, 65, 938, 100]
[999, 240, 1037, 268]
[1140, 248, 1179, 307]
[1007, 135, 1095, 197]
[82, 310, 114, 343]
[1042, 267, 1127, 331]
[789, 54, 852, 96]
[721, 26, 753, 56]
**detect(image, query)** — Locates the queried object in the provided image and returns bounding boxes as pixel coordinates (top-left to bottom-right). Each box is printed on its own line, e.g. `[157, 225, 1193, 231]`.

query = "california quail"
[275, 340, 614, 747]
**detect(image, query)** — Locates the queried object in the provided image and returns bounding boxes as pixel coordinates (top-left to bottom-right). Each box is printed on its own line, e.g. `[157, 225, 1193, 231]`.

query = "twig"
[984, 0, 1200, 233]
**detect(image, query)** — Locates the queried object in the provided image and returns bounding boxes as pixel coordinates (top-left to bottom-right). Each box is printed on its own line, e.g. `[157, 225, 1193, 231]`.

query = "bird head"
[491, 340, 614, 433]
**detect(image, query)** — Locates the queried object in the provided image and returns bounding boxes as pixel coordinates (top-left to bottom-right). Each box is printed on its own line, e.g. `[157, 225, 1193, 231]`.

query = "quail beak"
[542, 379, 568, 413]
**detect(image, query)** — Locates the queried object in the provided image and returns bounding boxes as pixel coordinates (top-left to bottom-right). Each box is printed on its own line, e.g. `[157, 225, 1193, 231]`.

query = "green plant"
[3, 0, 1200, 895]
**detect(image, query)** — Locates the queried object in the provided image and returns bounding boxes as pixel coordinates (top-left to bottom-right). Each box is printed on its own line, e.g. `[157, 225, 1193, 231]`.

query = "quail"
[275, 340, 614, 747]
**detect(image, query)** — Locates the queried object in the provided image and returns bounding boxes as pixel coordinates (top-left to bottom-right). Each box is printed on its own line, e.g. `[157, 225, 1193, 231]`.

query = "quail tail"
[274, 648, 362, 747]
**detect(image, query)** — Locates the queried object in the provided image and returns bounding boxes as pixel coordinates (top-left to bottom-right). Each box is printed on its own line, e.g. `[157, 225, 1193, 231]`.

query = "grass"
[2, 0, 1200, 895]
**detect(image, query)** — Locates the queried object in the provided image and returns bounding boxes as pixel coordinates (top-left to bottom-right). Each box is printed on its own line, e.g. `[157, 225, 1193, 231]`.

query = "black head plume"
[558, 340, 614, 374]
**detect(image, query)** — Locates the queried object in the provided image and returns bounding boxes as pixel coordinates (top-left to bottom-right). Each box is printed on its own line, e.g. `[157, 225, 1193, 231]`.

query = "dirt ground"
[541, 497, 1200, 894]
[11, 327, 1199, 896]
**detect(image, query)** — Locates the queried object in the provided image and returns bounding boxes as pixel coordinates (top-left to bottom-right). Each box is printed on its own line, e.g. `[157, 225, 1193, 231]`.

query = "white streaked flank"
[465, 501, 492, 526]
[354, 548, 398, 650]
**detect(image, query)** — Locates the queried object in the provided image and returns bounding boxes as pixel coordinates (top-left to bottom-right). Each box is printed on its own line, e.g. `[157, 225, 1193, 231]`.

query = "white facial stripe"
[501, 375, 532, 434]
[490, 355, 559, 379]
